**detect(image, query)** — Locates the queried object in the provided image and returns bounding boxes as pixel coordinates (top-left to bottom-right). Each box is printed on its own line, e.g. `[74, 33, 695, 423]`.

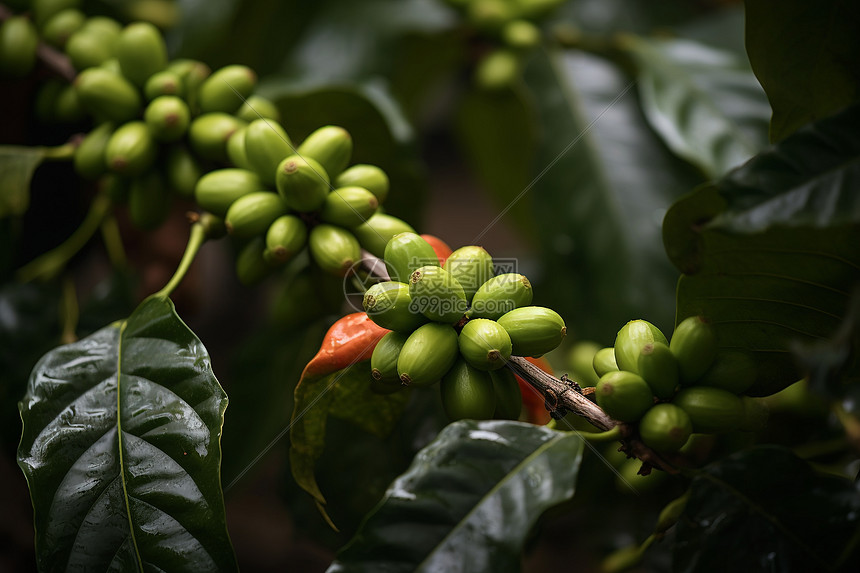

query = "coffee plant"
[1, 0, 859, 571]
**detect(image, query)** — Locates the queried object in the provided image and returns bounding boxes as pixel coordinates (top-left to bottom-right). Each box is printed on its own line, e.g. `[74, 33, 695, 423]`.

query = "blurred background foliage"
[5, 0, 859, 571]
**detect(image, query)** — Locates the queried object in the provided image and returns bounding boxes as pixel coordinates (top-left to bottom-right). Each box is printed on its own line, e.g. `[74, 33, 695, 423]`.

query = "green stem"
[42, 141, 78, 161]
[17, 194, 113, 283]
[150, 221, 208, 299]
[100, 215, 127, 269]
[579, 425, 622, 442]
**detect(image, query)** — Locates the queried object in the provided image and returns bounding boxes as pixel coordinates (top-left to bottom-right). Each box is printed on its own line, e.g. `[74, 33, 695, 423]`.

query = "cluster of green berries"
[569, 317, 766, 454]
[1, 1, 425, 287]
[441, 0, 565, 90]
[364, 232, 566, 422]
[196, 122, 397, 286]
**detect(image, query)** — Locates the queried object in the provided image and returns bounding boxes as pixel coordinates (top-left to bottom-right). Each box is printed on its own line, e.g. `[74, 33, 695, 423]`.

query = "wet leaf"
[622, 35, 770, 178]
[675, 446, 860, 572]
[17, 296, 237, 571]
[328, 420, 584, 573]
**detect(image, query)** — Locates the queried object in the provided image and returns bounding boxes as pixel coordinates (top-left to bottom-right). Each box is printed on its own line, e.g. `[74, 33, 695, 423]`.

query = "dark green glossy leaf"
[745, 0, 860, 142]
[622, 35, 770, 178]
[665, 185, 860, 396]
[0, 146, 46, 219]
[258, 79, 425, 220]
[523, 48, 703, 341]
[328, 420, 584, 573]
[664, 108, 860, 396]
[455, 86, 538, 239]
[710, 104, 860, 232]
[674, 446, 860, 572]
[18, 296, 238, 572]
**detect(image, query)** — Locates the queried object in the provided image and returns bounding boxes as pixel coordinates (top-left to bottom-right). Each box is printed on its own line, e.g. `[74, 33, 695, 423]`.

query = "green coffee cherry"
[670, 316, 718, 384]
[614, 319, 668, 374]
[127, 170, 171, 230]
[167, 58, 210, 112]
[441, 359, 496, 421]
[33, 0, 81, 27]
[352, 214, 416, 257]
[194, 168, 262, 217]
[188, 112, 245, 161]
[320, 186, 379, 228]
[384, 232, 439, 283]
[225, 127, 251, 170]
[638, 403, 692, 453]
[105, 121, 156, 177]
[593, 347, 619, 377]
[236, 95, 281, 123]
[243, 119, 294, 186]
[567, 341, 601, 387]
[198, 64, 256, 113]
[443, 246, 495, 303]
[100, 57, 121, 74]
[502, 19, 540, 51]
[75, 67, 140, 123]
[475, 49, 521, 91]
[595, 371, 654, 422]
[363, 281, 428, 333]
[144, 96, 191, 142]
[490, 368, 522, 420]
[296, 125, 352, 178]
[672, 387, 744, 433]
[275, 154, 330, 212]
[41, 9, 85, 49]
[696, 351, 756, 395]
[496, 306, 566, 357]
[468, 0, 514, 32]
[54, 84, 85, 122]
[371, 331, 410, 385]
[79, 16, 121, 38]
[144, 70, 184, 100]
[469, 273, 533, 320]
[65, 18, 120, 70]
[116, 22, 167, 86]
[165, 146, 202, 198]
[235, 237, 272, 286]
[264, 215, 307, 264]
[408, 265, 468, 324]
[397, 322, 459, 387]
[637, 342, 679, 400]
[458, 318, 512, 371]
[73, 122, 114, 180]
[335, 164, 389, 204]
[308, 224, 361, 277]
[225, 192, 287, 239]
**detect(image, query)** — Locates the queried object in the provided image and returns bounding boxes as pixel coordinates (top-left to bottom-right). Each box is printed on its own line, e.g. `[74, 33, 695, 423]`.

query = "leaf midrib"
[116, 319, 145, 573]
